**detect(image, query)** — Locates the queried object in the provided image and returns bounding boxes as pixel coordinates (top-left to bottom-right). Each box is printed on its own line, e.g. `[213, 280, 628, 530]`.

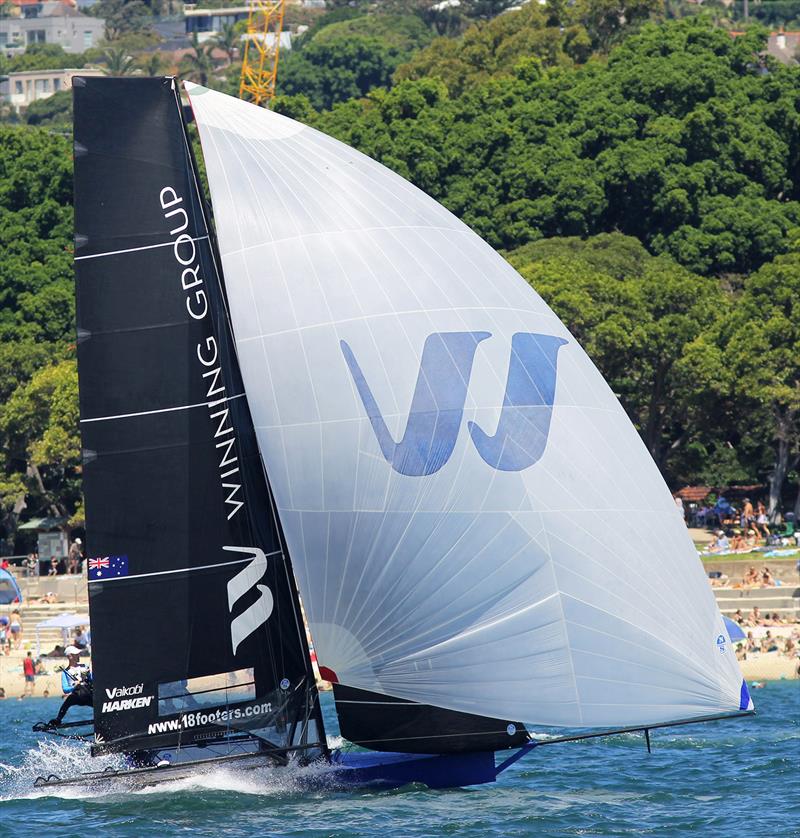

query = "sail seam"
[81, 393, 246, 423]
[87, 551, 282, 583]
[74, 235, 210, 261]
[219, 225, 470, 258]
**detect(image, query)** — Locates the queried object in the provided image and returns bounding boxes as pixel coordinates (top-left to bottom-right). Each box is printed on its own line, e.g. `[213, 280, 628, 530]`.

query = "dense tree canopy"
[318, 19, 800, 277]
[279, 14, 434, 110]
[0, 128, 76, 544]
[2, 11, 800, 547]
[507, 234, 729, 482]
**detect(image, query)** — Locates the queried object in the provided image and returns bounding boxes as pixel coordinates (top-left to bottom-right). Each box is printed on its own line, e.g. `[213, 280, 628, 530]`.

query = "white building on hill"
[0, 66, 103, 110]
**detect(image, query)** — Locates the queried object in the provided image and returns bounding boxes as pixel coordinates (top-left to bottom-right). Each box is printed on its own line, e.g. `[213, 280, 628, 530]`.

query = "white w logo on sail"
[224, 546, 274, 654]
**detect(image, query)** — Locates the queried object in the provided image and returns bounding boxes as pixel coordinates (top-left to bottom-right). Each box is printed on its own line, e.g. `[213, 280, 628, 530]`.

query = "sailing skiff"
[31, 77, 752, 791]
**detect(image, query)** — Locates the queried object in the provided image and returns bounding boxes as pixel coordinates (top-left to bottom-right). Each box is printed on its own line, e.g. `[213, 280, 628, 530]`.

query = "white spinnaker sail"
[186, 83, 750, 728]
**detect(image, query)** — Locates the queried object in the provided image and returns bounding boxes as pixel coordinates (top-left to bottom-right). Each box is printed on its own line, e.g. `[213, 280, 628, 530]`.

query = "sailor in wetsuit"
[49, 645, 93, 727]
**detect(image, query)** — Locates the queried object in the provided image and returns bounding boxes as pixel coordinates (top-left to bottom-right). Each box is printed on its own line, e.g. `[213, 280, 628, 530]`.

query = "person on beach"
[755, 501, 770, 538]
[707, 530, 729, 553]
[67, 538, 83, 575]
[760, 631, 779, 653]
[9, 611, 22, 650]
[23, 651, 36, 697]
[741, 498, 755, 531]
[747, 606, 762, 626]
[0, 616, 8, 655]
[49, 646, 93, 727]
[730, 530, 745, 552]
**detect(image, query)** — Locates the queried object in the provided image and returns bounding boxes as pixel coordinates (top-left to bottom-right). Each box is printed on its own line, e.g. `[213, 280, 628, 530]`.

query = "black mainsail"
[73, 76, 325, 760]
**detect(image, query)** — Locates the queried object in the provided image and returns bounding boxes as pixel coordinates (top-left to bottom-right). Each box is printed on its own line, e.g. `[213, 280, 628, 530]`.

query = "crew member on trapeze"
[49, 645, 93, 727]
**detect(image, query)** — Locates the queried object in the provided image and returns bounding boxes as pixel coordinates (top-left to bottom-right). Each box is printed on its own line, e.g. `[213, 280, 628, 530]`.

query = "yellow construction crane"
[238, 0, 286, 106]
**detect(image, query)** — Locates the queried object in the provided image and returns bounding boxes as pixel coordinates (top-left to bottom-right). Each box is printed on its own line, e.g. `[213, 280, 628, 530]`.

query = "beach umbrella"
[723, 616, 746, 642]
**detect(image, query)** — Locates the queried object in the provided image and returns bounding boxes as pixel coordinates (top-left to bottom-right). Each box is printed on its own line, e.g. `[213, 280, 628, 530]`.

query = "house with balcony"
[0, 0, 105, 54]
[0, 66, 103, 109]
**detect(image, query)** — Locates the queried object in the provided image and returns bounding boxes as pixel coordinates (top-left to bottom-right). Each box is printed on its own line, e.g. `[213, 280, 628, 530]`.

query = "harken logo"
[341, 331, 566, 476]
[102, 684, 152, 713]
[224, 546, 274, 655]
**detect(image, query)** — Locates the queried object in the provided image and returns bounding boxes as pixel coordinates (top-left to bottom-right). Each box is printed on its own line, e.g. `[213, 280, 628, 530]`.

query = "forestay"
[186, 83, 751, 735]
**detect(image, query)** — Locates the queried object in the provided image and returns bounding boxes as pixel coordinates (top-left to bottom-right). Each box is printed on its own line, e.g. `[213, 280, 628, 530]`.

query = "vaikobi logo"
[105, 683, 144, 700]
[102, 683, 153, 713]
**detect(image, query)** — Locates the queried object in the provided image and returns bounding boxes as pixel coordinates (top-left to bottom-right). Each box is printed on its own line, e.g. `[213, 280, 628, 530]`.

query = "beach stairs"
[714, 585, 800, 622]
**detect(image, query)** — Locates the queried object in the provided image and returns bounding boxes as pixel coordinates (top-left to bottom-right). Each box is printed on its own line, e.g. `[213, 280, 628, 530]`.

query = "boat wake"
[0, 739, 342, 801]
[0, 739, 124, 801]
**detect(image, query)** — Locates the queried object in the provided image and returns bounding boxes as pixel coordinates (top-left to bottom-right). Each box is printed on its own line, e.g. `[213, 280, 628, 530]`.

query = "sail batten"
[187, 83, 751, 748]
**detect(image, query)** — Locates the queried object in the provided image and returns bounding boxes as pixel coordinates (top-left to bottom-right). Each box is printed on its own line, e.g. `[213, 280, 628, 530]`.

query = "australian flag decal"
[88, 555, 128, 580]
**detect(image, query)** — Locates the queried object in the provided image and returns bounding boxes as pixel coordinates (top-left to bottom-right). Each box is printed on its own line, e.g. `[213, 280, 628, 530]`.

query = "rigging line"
[74, 236, 209, 261]
[88, 552, 281, 584]
[81, 393, 245, 424]
[183, 91, 320, 719]
[527, 709, 755, 747]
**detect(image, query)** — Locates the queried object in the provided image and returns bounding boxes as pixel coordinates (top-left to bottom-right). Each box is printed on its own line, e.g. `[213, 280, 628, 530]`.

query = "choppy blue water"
[1, 685, 797, 837]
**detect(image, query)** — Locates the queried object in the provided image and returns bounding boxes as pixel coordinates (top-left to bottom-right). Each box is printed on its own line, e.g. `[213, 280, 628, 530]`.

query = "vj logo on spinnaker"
[341, 331, 567, 476]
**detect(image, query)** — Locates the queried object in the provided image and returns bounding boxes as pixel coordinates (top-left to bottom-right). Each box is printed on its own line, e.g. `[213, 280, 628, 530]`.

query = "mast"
[73, 76, 326, 759]
[180, 94, 328, 755]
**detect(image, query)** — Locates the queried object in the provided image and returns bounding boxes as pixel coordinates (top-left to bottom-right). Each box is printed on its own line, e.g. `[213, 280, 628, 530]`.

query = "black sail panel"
[332, 684, 529, 754]
[73, 76, 323, 756]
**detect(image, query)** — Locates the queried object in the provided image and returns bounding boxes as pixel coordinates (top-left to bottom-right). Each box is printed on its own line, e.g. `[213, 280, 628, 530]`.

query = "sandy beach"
[1, 649, 795, 701]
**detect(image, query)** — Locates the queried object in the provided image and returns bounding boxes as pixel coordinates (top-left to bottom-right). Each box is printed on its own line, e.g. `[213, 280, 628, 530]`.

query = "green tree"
[394, 3, 576, 95]
[24, 90, 73, 128]
[93, 0, 155, 40]
[714, 254, 800, 518]
[320, 18, 800, 275]
[179, 35, 218, 86]
[0, 360, 81, 520]
[103, 46, 137, 75]
[6, 43, 86, 72]
[213, 22, 240, 65]
[507, 234, 727, 479]
[280, 35, 406, 110]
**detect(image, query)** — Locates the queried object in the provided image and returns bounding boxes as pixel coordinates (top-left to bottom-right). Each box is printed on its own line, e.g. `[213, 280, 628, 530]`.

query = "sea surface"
[0, 684, 797, 837]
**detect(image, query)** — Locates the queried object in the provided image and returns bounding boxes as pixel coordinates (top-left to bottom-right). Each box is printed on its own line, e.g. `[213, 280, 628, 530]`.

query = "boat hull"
[330, 749, 498, 790]
[32, 748, 501, 792]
